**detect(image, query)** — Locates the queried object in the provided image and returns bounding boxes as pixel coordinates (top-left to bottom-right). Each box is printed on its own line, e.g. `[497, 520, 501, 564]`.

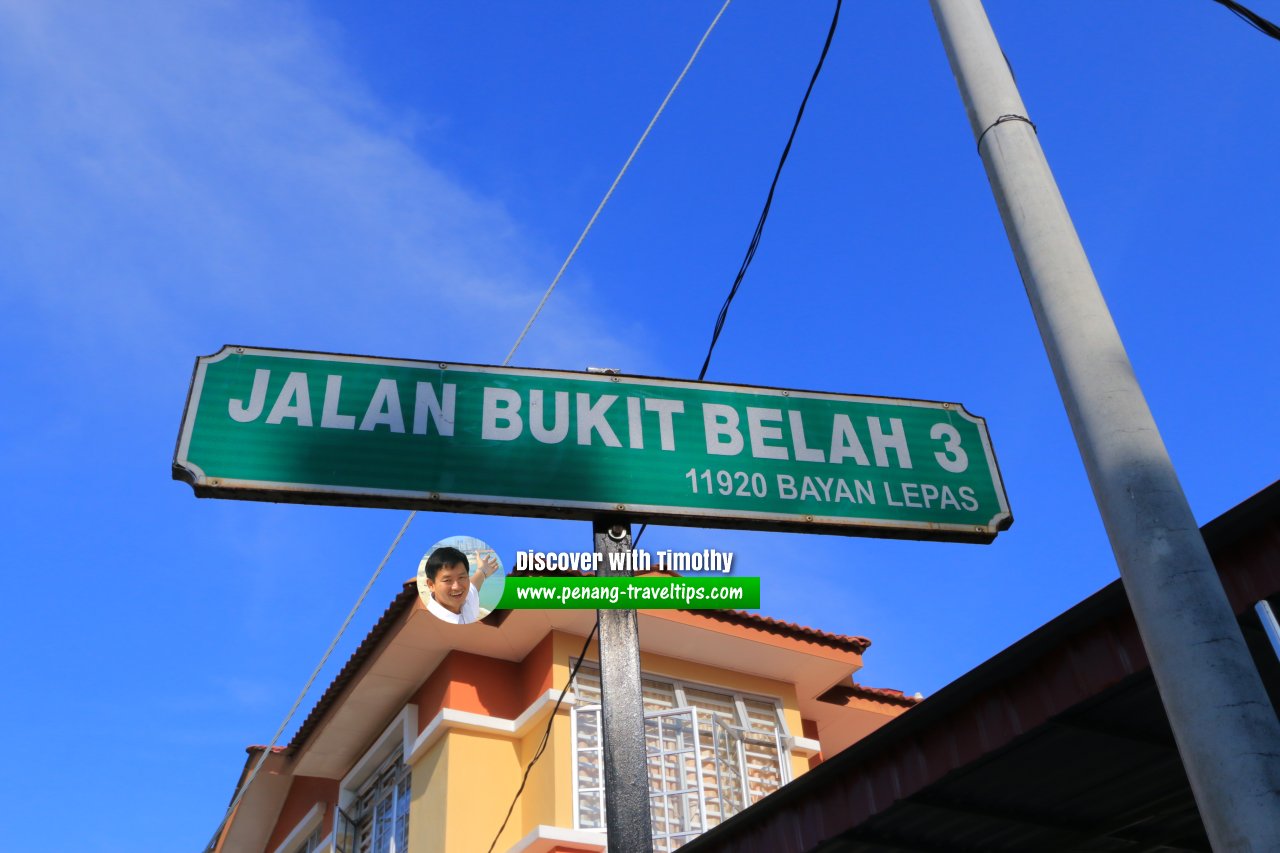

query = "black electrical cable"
[1210, 0, 1280, 40]
[485, 621, 599, 853]
[483, 13, 850, 836]
[427, 4, 1272, 846]
[697, 0, 842, 382]
[637, 2, 842, 554]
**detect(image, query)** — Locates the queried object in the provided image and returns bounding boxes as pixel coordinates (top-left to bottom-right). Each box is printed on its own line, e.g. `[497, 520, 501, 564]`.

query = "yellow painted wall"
[409, 735, 449, 852]
[407, 629, 836, 850]
[408, 729, 525, 852]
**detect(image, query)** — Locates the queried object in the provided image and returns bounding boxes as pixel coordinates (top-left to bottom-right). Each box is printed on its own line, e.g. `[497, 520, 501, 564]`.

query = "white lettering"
[799, 477, 820, 500]
[482, 387, 523, 441]
[576, 393, 621, 447]
[868, 417, 912, 468]
[266, 372, 313, 426]
[229, 368, 271, 423]
[777, 474, 797, 499]
[747, 407, 788, 460]
[413, 382, 455, 436]
[627, 397, 643, 450]
[931, 422, 968, 473]
[529, 389, 568, 444]
[321, 375, 356, 429]
[644, 398, 684, 451]
[789, 411, 824, 463]
[359, 379, 405, 432]
[829, 414, 870, 466]
[814, 477, 834, 501]
[703, 404, 743, 456]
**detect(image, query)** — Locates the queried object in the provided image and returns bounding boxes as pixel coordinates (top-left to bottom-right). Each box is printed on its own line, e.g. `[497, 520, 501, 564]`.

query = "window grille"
[334, 751, 410, 853]
[288, 824, 325, 853]
[571, 663, 789, 848]
[646, 708, 705, 851]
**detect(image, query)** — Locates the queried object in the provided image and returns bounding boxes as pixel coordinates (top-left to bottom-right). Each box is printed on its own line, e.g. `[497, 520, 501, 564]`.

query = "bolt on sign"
[174, 347, 1013, 542]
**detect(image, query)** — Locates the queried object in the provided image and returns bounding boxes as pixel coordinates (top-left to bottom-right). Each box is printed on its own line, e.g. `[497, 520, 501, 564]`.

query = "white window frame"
[569, 662, 792, 843]
[336, 706, 417, 853]
[645, 706, 710, 848]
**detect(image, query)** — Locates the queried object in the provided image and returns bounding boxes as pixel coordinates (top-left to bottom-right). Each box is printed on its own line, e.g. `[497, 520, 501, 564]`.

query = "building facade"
[212, 586, 916, 853]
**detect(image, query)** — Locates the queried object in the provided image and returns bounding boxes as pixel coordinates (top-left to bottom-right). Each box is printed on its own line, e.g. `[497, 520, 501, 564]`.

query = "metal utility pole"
[593, 520, 654, 853]
[929, 1, 1280, 847]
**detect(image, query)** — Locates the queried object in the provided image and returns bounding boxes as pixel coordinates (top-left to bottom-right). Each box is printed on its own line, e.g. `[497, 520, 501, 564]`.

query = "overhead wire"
[260, 1, 1269, 844]
[203, 3, 733, 851]
[1209, 0, 1280, 40]
[484, 3, 741, 845]
[513, 0, 1262, 846]
[485, 624, 599, 853]
[504, 0, 734, 366]
[202, 514, 416, 852]
[635, 0, 844, 552]
[697, 0, 842, 383]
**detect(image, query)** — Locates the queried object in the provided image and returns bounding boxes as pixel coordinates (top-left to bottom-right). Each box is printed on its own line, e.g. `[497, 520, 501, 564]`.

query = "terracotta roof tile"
[818, 680, 921, 708]
[690, 609, 871, 653]
[279, 576, 873, 754]
[286, 581, 420, 752]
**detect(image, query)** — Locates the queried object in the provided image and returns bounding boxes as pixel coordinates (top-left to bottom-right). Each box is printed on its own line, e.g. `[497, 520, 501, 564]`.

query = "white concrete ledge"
[503, 824, 607, 853]
[787, 734, 822, 757]
[409, 689, 577, 764]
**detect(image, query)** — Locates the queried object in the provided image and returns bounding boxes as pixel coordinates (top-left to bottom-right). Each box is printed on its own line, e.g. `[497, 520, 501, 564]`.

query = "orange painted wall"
[409, 633, 557, 729]
[802, 718, 824, 769]
[520, 630, 555, 704]
[263, 776, 338, 852]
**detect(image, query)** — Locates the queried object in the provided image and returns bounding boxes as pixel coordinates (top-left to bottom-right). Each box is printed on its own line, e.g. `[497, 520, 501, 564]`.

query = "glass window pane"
[651, 791, 669, 832]
[642, 677, 676, 712]
[644, 715, 660, 753]
[394, 766, 411, 853]
[572, 674, 790, 842]
[574, 665, 602, 704]
[373, 789, 394, 853]
[349, 752, 409, 853]
[577, 708, 600, 752]
[579, 790, 603, 829]
[578, 748, 601, 790]
[743, 698, 780, 733]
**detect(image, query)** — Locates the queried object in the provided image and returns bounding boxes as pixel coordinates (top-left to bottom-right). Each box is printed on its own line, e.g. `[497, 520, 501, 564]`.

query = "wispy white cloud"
[0, 0, 637, 373]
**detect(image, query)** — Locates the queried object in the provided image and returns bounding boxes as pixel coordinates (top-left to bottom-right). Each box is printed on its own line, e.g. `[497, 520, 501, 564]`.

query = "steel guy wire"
[503, 0, 734, 366]
[203, 4, 733, 849]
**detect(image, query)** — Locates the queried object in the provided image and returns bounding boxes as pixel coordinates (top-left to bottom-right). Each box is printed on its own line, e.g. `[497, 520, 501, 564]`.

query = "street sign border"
[174, 345, 1013, 542]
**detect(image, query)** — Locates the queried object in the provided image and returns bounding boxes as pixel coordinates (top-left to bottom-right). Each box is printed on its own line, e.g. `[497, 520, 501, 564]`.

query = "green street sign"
[174, 346, 1012, 542]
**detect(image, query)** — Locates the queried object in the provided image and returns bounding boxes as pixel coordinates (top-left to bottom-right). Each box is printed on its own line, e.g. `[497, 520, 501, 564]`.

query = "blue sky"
[1, 1, 1276, 849]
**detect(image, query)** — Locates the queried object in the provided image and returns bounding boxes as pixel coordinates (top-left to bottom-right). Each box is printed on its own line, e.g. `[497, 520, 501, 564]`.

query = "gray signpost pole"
[593, 520, 654, 853]
[930, 1, 1280, 846]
